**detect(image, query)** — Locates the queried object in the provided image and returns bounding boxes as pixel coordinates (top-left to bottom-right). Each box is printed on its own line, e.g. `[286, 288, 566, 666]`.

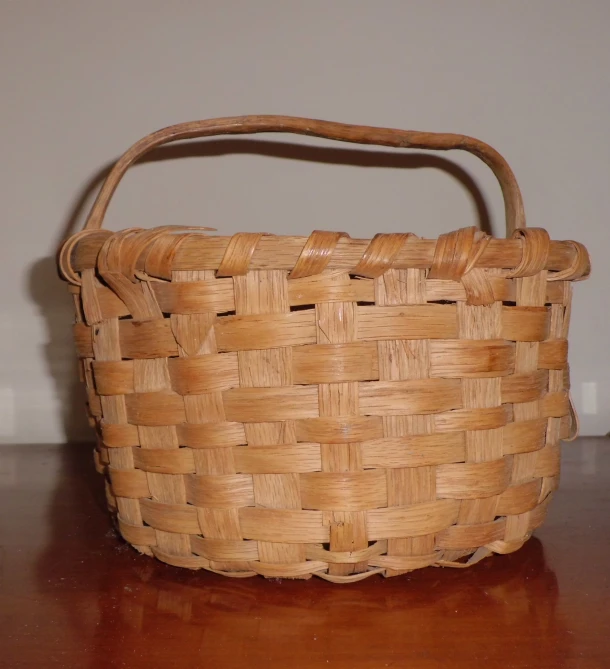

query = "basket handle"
[83, 115, 525, 236]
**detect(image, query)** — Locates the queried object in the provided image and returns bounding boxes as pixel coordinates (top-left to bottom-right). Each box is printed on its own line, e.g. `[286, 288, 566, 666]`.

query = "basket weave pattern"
[59, 117, 590, 582]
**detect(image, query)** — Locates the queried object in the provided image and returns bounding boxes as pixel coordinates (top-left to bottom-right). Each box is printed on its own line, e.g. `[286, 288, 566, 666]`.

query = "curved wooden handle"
[83, 115, 526, 236]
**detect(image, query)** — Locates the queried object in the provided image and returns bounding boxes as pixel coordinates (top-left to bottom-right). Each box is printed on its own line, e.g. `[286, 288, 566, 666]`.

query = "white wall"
[1, 0, 608, 443]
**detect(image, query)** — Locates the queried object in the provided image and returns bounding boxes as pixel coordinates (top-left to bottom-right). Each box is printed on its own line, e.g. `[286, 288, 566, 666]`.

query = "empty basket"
[58, 116, 590, 582]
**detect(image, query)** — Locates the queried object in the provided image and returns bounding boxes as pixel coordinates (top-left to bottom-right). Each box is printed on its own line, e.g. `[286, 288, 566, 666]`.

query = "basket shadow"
[28, 256, 93, 444]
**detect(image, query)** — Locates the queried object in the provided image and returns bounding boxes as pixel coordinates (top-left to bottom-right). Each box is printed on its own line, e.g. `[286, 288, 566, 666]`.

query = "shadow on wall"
[28, 258, 93, 443]
[27, 138, 492, 444]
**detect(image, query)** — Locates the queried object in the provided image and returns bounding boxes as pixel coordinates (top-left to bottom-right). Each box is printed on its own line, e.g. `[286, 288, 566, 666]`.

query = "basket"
[58, 116, 590, 583]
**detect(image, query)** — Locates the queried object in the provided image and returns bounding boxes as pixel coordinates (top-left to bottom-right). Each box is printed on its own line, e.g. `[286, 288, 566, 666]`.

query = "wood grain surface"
[0, 439, 608, 668]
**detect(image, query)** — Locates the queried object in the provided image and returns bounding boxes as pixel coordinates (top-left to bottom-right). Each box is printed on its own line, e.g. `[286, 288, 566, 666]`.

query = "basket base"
[111, 510, 535, 583]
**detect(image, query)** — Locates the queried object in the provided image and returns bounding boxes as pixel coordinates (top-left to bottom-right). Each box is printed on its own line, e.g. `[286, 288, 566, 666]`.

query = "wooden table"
[1, 438, 608, 668]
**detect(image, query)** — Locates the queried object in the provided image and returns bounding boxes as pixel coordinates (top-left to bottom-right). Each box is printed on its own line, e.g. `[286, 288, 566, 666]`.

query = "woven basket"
[58, 116, 590, 583]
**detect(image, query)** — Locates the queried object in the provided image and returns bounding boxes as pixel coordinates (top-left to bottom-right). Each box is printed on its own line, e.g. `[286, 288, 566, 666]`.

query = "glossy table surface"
[1, 438, 608, 669]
